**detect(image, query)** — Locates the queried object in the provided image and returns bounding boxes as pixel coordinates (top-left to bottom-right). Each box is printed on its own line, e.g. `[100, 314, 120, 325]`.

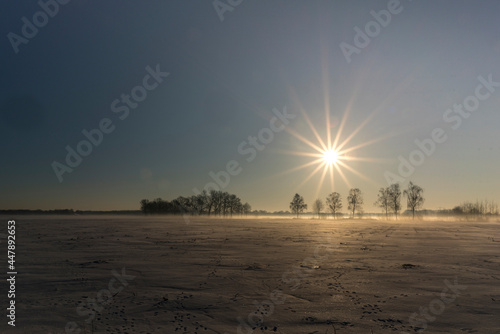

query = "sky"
[1, 0, 500, 212]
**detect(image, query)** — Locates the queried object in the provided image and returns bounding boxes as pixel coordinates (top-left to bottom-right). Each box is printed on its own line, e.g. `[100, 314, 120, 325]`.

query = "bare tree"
[403, 181, 424, 219]
[140, 199, 150, 214]
[312, 199, 324, 219]
[488, 200, 498, 215]
[191, 190, 209, 215]
[290, 193, 307, 218]
[347, 188, 363, 218]
[229, 194, 241, 217]
[388, 183, 402, 220]
[209, 190, 221, 215]
[222, 192, 231, 216]
[454, 199, 498, 217]
[173, 196, 192, 214]
[242, 202, 251, 216]
[374, 187, 390, 219]
[205, 190, 214, 216]
[326, 192, 342, 219]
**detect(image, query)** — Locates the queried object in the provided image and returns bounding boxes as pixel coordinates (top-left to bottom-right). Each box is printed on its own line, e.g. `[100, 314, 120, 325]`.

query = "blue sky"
[1, 0, 500, 212]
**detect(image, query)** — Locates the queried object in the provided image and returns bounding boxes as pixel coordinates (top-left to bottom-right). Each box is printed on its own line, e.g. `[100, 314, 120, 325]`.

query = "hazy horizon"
[2, 0, 500, 213]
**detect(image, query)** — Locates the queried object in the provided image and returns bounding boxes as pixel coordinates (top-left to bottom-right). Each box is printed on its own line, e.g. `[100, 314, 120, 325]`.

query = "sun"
[272, 98, 390, 198]
[323, 149, 338, 165]
[269, 57, 397, 198]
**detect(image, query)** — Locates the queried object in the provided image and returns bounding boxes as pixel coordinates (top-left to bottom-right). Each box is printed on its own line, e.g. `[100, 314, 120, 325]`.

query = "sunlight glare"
[323, 149, 338, 165]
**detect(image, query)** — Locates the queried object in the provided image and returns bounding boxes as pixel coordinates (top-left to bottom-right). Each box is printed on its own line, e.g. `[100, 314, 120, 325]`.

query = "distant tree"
[154, 198, 164, 213]
[312, 199, 324, 218]
[173, 196, 192, 214]
[403, 182, 424, 219]
[326, 192, 342, 219]
[347, 188, 363, 218]
[488, 200, 499, 215]
[452, 205, 464, 215]
[192, 191, 209, 215]
[221, 192, 230, 216]
[140, 199, 150, 214]
[290, 193, 307, 218]
[140, 190, 250, 217]
[453, 200, 498, 217]
[207, 190, 218, 216]
[374, 188, 390, 219]
[228, 194, 242, 217]
[235, 197, 244, 216]
[242, 202, 252, 216]
[388, 183, 402, 220]
[211, 190, 223, 215]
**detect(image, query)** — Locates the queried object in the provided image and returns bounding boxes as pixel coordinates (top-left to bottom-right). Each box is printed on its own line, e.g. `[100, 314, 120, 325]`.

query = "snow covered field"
[2, 216, 499, 333]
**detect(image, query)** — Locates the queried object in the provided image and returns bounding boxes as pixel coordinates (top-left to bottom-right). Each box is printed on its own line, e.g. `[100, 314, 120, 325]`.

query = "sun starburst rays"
[269, 56, 417, 197]
[278, 104, 384, 197]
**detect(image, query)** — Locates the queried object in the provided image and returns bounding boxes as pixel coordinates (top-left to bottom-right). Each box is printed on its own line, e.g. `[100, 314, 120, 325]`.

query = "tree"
[290, 193, 307, 218]
[388, 183, 402, 220]
[374, 188, 390, 219]
[228, 194, 241, 217]
[326, 192, 342, 219]
[403, 182, 424, 219]
[211, 190, 223, 216]
[347, 188, 363, 218]
[192, 191, 209, 215]
[242, 202, 251, 216]
[205, 191, 213, 216]
[140, 199, 150, 214]
[173, 196, 192, 214]
[221, 192, 230, 216]
[312, 199, 324, 219]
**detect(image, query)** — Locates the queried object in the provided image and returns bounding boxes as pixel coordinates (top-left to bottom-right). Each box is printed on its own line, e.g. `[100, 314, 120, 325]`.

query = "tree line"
[452, 200, 499, 216]
[290, 181, 425, 219]
[140, 190, 251, 216]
